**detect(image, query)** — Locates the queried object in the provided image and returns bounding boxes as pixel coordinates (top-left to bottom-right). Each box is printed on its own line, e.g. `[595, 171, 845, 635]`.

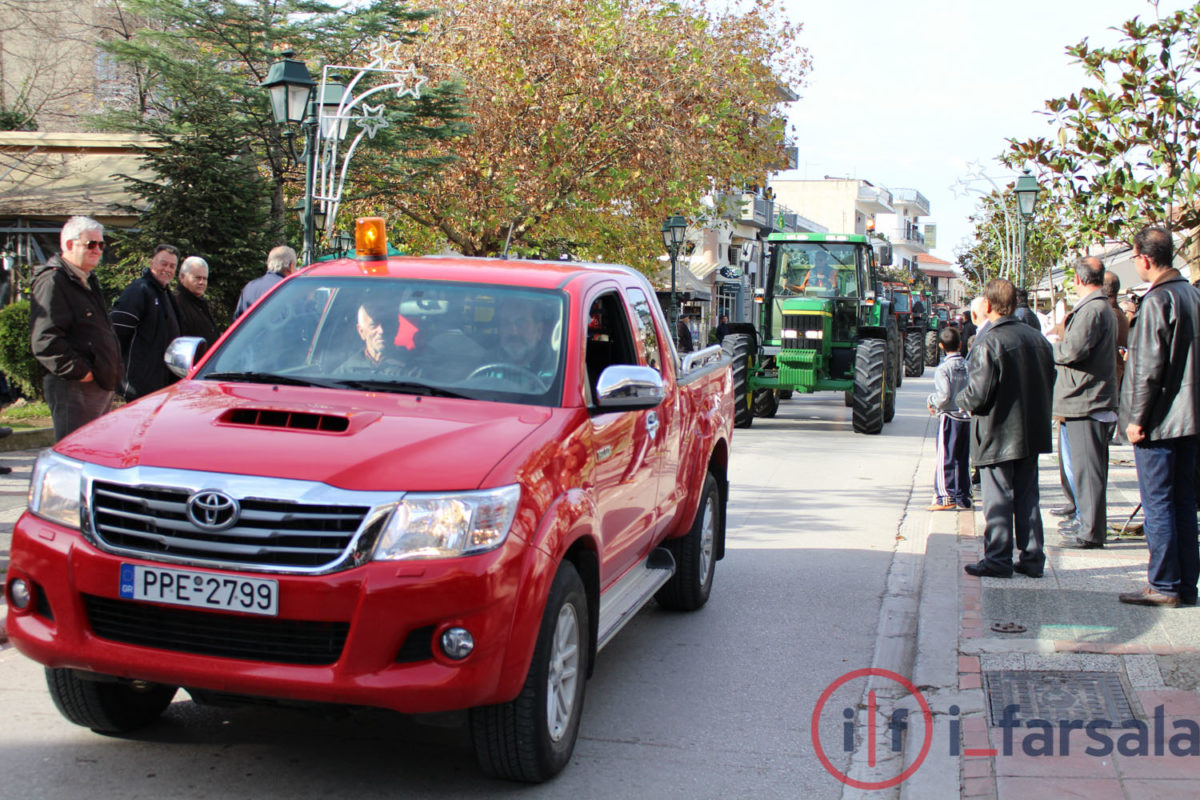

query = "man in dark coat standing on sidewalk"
[30, 216, 123, 441]
[174, 256, 221, 345]
[111, 244, 182, 400]
[235, 245, 296, 319]
[957, 278, 1056, 578]
[1120, 226, 1200, 607]
[1053, 257, 1118, 550]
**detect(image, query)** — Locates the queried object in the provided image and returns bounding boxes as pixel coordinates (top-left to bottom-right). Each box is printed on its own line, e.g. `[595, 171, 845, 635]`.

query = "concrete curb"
[0, 427, 53, 452]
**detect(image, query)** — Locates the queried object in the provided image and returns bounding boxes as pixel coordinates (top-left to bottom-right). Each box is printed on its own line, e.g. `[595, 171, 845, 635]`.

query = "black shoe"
[0, 426, 11, 439]
[1013, 562, 1044, 578]
[0, 466, 11, 475]
[957, 502, 973, 510]
[1057, 537, 1103, 549]
[964, 561, 1012, 578]
[1049, 505, 1076, 517]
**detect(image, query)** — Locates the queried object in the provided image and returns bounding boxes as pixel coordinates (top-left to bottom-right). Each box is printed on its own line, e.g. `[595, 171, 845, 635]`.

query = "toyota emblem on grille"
[186, 490, 240, 531]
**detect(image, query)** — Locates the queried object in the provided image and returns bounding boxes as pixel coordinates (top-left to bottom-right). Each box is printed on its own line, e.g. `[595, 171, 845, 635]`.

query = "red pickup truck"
[5, 245, 734, 782]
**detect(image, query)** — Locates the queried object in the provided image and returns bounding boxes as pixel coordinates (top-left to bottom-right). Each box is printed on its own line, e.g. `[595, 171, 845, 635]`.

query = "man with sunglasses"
[30, 216, 123, 441]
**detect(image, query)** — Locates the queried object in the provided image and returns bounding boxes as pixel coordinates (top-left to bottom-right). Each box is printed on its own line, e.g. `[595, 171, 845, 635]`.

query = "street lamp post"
[1013, 170, 1041, 291]
[661, 215, 687, 343]
[262, 42, 427, 265]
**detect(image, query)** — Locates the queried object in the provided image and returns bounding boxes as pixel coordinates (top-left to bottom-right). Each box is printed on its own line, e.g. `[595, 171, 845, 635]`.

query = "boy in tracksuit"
[927, 327, 972, 510]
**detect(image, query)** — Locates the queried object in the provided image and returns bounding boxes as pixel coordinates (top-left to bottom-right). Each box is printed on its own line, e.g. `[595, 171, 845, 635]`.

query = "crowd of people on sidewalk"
[28, 215, 297, 443]
[940, 226, 1200, 611]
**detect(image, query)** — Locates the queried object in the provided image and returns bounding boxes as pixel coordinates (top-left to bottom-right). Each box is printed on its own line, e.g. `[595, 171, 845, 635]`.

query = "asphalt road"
[0, 376, 938, 799]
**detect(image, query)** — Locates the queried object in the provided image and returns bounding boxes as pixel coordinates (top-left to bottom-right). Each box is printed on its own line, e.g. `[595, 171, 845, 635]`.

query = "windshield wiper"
[335, 379, 472, 399]
[202, 371, 342, 389]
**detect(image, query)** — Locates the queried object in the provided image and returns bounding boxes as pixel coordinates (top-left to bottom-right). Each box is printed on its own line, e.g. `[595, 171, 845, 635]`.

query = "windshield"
[890, 290, 910, 312]
[773, 243, 861, 298]
[197, 277, 567, 406]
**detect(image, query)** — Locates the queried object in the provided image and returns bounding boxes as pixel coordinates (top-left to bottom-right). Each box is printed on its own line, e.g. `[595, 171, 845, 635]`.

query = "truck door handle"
[645, 411, 659, 440]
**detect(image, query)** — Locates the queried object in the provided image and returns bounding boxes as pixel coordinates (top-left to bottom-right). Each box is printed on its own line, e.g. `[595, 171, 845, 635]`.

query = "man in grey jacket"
[1119, 227, 1200, 607]
[957, 279, 1056, 578]
[1054, 257, 1118, 549]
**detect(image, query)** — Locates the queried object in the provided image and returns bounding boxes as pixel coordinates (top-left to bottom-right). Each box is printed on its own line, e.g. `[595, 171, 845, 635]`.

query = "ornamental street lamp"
[661, 215, 687, 342]
[262, 41, 427, 266]
[1014, 169, 1041, 291]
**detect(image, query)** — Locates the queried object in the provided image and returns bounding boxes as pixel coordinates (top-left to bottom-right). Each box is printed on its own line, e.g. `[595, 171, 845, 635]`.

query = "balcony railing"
[892, 188, 931, 216]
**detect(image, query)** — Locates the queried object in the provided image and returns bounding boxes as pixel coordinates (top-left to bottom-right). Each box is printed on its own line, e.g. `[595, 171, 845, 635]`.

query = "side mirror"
[164, 336, 209, 378]
[595, 365, 664, 410]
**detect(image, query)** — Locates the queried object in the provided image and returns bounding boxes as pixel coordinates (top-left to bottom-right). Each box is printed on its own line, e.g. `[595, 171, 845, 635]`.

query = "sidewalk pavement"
[0, 435, 50, 648]
[955, 443, 1200, 800]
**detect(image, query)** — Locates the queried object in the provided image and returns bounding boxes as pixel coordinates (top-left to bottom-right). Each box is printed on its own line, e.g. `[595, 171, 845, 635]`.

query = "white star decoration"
[367, 35, 405, 69]
[392, 63, 428, 99]
[356, 104, 389, 138]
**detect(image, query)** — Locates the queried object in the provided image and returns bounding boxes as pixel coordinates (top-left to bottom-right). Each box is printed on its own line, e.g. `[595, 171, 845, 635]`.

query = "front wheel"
[852, 338, 886, 434]
[723, 334, 753, 429]
[925, 330, 940, 367]
[657, 472, 721, 611]
[752, 388, 779, 418]
[45, 668, 177, 733]
[904, 330, 925, 377]
[471, 562, 589, 783]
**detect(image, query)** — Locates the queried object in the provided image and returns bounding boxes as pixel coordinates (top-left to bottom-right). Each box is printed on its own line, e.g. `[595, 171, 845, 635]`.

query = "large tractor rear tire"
[904, 329, 925, 377]
[852, 339, 887, 434]
[723, 334, 753, 429]
[752, 389, 779, 418]
[925, 330, 940, 367]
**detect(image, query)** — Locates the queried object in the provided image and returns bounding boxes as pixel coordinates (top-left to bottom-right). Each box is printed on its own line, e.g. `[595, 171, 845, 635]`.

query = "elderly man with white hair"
[174, 255, 221, 345]
[30, 216, 123, 441]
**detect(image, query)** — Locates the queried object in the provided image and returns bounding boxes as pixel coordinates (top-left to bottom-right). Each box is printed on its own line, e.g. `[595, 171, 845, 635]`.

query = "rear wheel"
[925, 330, 940, 366]
[852, 338, 887, 434]
[723, 334, 753, 429]
[471, 562, 589, 783]
[844, 390, 853, 407]
[904, 330, 925, 377]
[778, 389, 793, 400]
[752, 388, 779, 418]
[657, 472, 720, 611]
[45, 668, 176, 733]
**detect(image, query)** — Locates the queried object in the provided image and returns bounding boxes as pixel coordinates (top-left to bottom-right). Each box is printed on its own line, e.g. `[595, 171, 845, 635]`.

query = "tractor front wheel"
[905, 329, 925, 377]
[852, 339, 887, 434]
[925, 330, 940, 367]
[723, 334, 753, 429]
[752, 389, 779, 418]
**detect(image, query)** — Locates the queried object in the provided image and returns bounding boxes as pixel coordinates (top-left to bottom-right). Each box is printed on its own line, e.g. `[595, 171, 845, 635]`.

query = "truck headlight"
[29, 450, 83, 529]
[782, 329, 798, 338]
[373, 485, 521, 560]
[805, 330, 824, 340]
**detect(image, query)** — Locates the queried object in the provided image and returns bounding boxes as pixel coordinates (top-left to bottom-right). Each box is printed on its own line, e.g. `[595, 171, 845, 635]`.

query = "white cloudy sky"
[771, 0, 1191, 263]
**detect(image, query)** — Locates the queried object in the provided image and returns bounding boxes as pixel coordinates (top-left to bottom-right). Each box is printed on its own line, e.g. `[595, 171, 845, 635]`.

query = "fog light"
[9, 578, 31, 610]
[440, 627, 474, 660]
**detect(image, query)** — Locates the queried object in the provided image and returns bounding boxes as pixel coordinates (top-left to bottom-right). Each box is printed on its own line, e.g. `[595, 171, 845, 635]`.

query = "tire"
[884, 348, 897, 423]
[471, 562, 589, 783]
[723, 334, 753, 429]
[844, 390, 853, 407]
[752, 388, 779, 418]
[45, 668, 176, 733]
[778, 389, 793, 400]
[904, 330, 925, 377]
[852, 338, 886, 434]
[888, 320, 902, 389]
[656, 472, 720, 611]
[925, 330, 940, 367]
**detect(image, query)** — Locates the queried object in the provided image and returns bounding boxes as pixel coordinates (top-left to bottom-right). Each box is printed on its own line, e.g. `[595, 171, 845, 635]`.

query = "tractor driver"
[803, 251, 837, 294]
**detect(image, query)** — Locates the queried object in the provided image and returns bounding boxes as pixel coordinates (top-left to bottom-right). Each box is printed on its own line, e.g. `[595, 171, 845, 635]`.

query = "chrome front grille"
[781, 313, 824, 350]
[90, 479, 376, 573]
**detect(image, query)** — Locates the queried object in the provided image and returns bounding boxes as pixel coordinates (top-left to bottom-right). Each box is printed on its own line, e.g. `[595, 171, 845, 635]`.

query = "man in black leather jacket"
[1118, 226, 1200, 607]
[956, 279, 1056, 578]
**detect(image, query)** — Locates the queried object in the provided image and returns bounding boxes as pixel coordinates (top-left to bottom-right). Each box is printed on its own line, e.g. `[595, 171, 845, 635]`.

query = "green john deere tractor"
[925, 294, 950, 367]
[722, 232, 900, 434]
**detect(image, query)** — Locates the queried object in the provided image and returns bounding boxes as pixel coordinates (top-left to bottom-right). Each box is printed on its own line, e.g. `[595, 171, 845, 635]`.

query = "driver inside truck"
[801, 251, 837, 294]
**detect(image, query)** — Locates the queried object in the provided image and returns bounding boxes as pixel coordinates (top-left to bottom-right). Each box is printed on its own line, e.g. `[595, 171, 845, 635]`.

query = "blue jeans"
[1134, 437, 1199, 602]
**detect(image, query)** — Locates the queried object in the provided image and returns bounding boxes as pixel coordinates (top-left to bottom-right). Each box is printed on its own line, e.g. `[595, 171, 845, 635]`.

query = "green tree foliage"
[1009, 3, 1200, 251]
[0, 301, 44, 399]
[98, 0, 467, 253]
[958, 182, 1068, 294]
[104, 92, 278, 322]
[378, 0, 809, 266]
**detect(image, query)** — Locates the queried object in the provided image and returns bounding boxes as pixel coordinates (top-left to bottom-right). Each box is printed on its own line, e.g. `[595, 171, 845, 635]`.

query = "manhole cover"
[983, 670, 1138, 725]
